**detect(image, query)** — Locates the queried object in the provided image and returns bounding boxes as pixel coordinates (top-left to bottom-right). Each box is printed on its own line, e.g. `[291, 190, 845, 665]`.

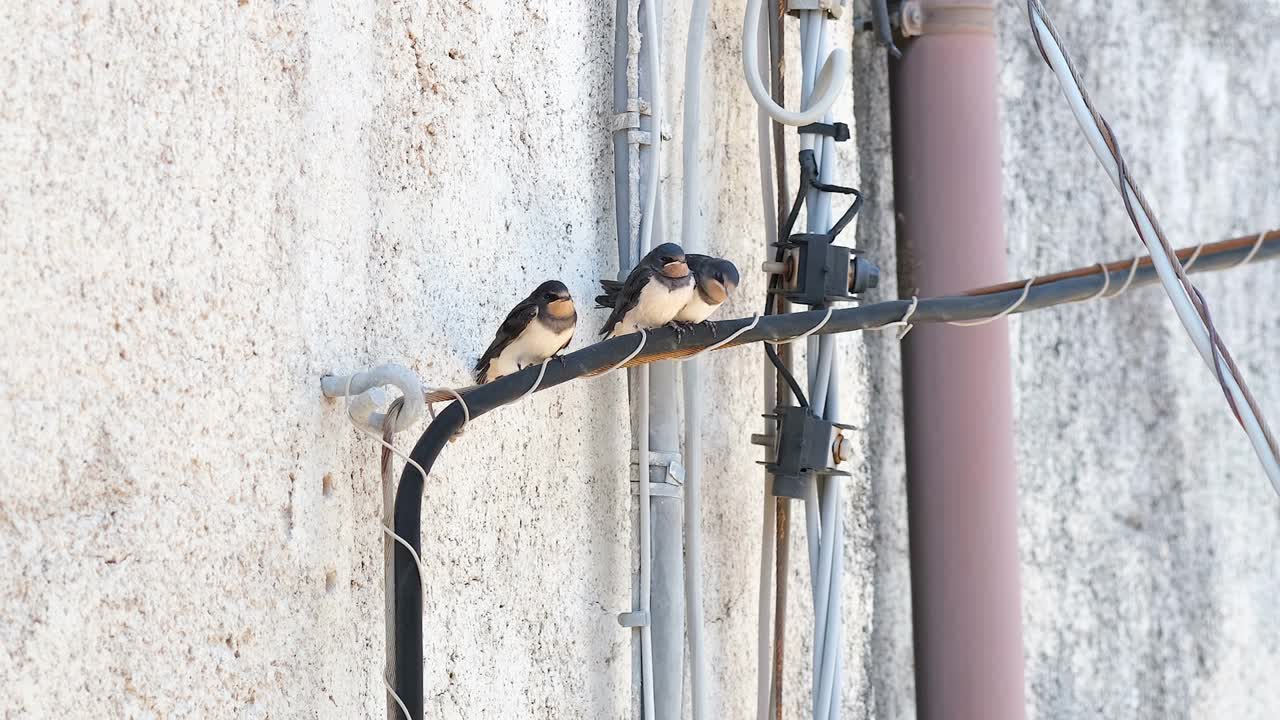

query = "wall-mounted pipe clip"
[899, 1, 994, 37]
[320, 364, 425, 435]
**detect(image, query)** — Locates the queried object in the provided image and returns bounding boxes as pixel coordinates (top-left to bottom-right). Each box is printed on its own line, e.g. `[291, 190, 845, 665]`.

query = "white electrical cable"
[639, 0, 662, 254]
[1028, 2, 1280, 490]
[741, 0, 849, 125]
[681, 0, 713, 711]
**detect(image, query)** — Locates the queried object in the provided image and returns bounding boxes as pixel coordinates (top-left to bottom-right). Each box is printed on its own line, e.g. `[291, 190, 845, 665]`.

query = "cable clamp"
[617, 610, 650, 628]
[613, 98, 654, 145]
[630, 450, 685, 485]
[797, 122, 851, 142]
[786, 0, 845, 19]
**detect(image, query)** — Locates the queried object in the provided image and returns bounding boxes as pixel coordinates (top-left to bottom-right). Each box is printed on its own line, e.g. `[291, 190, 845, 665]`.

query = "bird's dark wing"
[556, 329, 574, 355]
[594, 279, 625, 309]
[599, 267, 654, 336]
[474, 299, 538, 382]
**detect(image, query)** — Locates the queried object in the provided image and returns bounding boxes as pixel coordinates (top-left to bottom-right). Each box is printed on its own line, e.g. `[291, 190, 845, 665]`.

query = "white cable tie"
[948, 278, 1034, 327]
[881, 295, 918, 339]
[1234, 229, 1268, 268]
[694, 314, 762, 356]
[1182, 243, 1206, 271]
[598, 329, 648, 376]
[423, 386, 470, 435]
[1081, 262, 1110, 302]
[513, 358, 552, 404]
[385, 676, 413, 720]
[1110, 256, 1141, 298]
[764, 306, 833, 347]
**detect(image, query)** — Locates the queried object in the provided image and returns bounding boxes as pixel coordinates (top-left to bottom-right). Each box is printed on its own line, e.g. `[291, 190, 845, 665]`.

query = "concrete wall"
[2, 1, 1277, 719]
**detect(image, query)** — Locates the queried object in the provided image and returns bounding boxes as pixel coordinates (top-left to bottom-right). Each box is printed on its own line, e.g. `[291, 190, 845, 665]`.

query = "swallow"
[474, 280, 576, 384]
[596, 243, 696, 337]
[597, 253, 739, 327]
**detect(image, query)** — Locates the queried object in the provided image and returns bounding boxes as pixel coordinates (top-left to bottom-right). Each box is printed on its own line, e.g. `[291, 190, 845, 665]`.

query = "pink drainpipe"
[889, 1, 1027, 718]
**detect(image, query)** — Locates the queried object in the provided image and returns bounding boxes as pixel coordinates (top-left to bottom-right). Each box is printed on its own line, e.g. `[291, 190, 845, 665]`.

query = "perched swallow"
[597, 243, 695, 337]
[474, 280, 576, 384]
[597, 253, 740, 325]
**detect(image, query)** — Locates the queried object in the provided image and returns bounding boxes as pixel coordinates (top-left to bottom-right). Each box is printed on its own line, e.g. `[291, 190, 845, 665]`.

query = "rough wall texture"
[2, 0, 1278, 719]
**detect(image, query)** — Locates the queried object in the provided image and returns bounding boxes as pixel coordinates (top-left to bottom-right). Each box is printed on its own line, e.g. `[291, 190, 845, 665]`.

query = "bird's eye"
[544, 292, 557, 301]
[661, 256, 672, 264]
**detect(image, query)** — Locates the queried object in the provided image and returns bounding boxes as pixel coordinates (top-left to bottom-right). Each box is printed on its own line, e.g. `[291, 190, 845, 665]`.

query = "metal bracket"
[630, 450, 685, 485]
[320, 364, 424, 434]
[617, 610, 650, 628]
[613, 98, 654, 145]
[899, 1, 994, 37]
[787, 0, 845, 19]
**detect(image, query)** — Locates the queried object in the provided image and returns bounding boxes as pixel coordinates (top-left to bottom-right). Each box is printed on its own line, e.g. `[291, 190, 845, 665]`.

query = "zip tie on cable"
[948, 278, 1034, 327]
[693, 314, 762, 356]
[765, 306, 834, 347]
[1110, 256, 1142, 298]
[1234, 229, 1268, 268]
[596, 329, 649, 376]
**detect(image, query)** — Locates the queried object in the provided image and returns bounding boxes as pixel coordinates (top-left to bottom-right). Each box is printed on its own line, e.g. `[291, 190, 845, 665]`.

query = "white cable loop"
[598, 329, 648, 376]
[423, 386, 470, 435]
[382, 525, 428, 587]
[693, 314, 762, 356]
[947, 278, 1034, 327]
[764, 306, 833, 347]
[1182, 243, 1206, 271]
[880, 295, 919, 339]
[513, 358, 552, 404]
[1110, 256, 1141, 298]
[1234, 229, 1268, 268]
[741, 0, 848, 125]
[386, 676, 413, 720]
[1081, 262, 1110, 302]
[342, 374, 429, 589]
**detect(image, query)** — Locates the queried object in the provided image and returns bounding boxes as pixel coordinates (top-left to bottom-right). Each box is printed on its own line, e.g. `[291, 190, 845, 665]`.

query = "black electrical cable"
[391, 232, 1279, 717]
[762, 150, 864, 408]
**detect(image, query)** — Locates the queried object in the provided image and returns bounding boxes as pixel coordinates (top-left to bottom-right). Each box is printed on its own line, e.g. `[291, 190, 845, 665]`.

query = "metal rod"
[771, 501, 790, 720]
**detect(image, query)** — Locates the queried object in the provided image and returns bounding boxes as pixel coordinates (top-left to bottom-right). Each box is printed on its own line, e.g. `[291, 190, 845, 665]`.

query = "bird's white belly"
[488, 320, 571, 380]
[675, 294, 719, 323]
[614, 280, 694, 335]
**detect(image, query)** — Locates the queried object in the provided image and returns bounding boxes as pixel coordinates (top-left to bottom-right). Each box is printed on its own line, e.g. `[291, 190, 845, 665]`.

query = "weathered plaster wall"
[3, 0, 1278, 718]
[1, 0, 875, 717]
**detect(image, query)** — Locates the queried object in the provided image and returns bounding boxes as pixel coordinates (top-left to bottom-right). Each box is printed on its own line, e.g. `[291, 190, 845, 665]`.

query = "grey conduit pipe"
[635, 0, 685, 716]
[888, 2, 1027, 718]
[797, 8, 846, 719]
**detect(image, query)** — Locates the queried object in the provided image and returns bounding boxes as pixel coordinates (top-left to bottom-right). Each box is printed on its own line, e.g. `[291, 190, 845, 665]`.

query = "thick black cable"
[392, 233, 1279, 716]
